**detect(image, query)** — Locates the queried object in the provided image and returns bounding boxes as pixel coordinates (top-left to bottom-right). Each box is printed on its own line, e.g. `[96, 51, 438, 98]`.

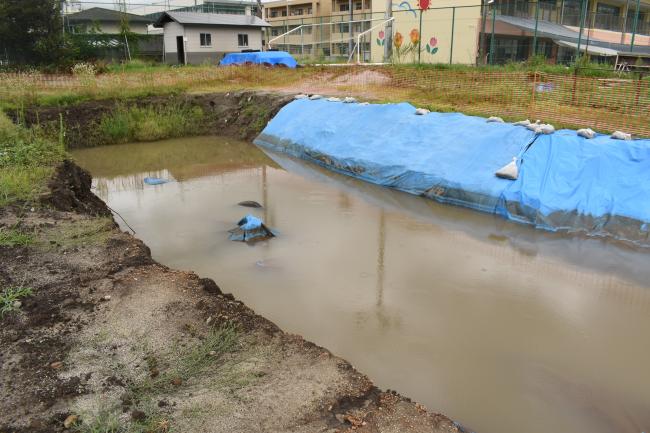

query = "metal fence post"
[489, 2, 496, 65]
[418, 8, 423, 64]
[532, 0, 540, 57]
[630, 0, 641, 51]
[576, 0, 587, 60]
[450, 7, 455, 64]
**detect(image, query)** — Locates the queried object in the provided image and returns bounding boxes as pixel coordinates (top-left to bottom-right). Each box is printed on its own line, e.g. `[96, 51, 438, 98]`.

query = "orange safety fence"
[1, 65, 649, 137]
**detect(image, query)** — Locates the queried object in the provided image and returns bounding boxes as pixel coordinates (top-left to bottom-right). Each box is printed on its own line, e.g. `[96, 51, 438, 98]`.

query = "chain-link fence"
[264, 0, 650, 65]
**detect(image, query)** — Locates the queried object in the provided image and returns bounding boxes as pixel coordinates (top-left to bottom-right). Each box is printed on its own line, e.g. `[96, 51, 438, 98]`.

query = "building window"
[238, 34, 249, 47]
[339, 3, 349, 11]
[355, 1, 362, 9]
[200, 33, 212, 47]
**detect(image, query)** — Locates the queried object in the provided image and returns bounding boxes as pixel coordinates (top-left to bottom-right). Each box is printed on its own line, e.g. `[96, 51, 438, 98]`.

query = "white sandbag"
[487, 116, 504, 123]
[495, 157, 519, 180]
[526, 120, 541, 132]
[294, 94, 308, 100]
[359, 102, 370, 106]
[577, 128, 596, 139]
[514, 119, 531, 126]
[326, 97, 341, 102]
[309, 94, 322, 100]
[611, 130, 632, 140]
[539, 123, 555, 134]
[343, 97, 357, 103]
[415, 108, 430, 115]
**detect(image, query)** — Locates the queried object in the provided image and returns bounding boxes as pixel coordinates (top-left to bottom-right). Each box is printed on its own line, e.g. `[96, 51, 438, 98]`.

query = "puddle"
[73, 136, 650, 433]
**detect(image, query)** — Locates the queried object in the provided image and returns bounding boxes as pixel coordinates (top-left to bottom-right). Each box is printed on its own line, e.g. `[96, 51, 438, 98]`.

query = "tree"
[0, 0, 72, 67]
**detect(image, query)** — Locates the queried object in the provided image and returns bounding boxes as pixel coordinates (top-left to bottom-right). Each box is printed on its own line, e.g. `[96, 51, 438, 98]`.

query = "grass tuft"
[0, 286, 33, 318]
[0, 227, 34, 247]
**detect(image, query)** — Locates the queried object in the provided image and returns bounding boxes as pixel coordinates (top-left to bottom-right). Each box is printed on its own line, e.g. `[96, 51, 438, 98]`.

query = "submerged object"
[238, 200, 263, 208]
[143, 177, 169, 185]
[228, 214, 274, 243]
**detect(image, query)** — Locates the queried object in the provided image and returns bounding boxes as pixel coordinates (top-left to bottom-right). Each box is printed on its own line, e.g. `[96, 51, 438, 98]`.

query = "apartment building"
[264, 0, 377, 59]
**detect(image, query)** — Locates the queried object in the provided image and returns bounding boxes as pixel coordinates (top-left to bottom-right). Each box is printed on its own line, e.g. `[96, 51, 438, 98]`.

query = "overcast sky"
[70, 0, 267, 12]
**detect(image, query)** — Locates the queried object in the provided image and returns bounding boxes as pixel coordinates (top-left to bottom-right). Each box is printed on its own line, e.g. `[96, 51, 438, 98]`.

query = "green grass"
[0, 227, 34, 247]
[0, 112, 65, 206]
[37, 217, 114, 249]
[96, 104, 205, 145]
[0, 286, 33, 318]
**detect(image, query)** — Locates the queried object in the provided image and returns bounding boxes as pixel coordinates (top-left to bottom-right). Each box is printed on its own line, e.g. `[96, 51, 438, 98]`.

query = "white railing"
[349, 17, 394, 64]
[267, 17, 390, 54]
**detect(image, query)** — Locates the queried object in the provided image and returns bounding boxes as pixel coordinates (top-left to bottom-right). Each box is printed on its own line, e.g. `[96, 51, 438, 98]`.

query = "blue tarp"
[220, 51, 297, 68]
[255, 99, 650, 244]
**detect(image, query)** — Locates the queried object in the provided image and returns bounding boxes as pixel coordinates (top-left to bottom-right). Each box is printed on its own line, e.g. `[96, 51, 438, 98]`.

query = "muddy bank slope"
[20, 91, 294, 148]
[1, 101, 466, 432]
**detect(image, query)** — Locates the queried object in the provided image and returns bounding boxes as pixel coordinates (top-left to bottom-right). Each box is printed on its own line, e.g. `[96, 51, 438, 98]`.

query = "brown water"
[72, 136, 650, 433]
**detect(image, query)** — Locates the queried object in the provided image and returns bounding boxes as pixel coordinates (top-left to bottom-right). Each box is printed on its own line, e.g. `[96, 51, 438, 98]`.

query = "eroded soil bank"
[19, 91, 295, 148]
[1, 92, 464, 433]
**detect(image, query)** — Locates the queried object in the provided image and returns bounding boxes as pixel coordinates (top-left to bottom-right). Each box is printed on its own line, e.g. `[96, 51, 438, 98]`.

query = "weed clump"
[0, 286, 33, 318]
[0, 112, 65, 206]
[97, 104, 205, 145]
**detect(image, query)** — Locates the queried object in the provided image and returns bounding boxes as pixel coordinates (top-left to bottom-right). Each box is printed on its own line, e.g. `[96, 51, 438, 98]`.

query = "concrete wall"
[164, 23, 264, 64]
[370, 0, 481, 64]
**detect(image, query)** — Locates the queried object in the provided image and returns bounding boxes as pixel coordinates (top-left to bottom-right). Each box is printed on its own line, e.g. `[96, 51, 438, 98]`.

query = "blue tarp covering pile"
[220, 51, 297, 68]
[255, 99, 650, 244]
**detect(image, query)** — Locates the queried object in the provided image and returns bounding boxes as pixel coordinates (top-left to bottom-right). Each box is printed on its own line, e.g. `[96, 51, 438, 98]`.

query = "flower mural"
[426, 37, 438, 54]
[417, 0, 430, 9]
[409, 28, 420, 45]
[376, 30, 385, 46]
[394, 31, 403, 49]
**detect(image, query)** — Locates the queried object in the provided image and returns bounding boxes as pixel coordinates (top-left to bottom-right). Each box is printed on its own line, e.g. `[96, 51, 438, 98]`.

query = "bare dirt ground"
[0, 161, 465, 433]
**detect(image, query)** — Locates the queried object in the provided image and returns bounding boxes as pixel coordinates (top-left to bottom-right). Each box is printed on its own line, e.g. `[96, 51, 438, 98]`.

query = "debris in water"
[238, 200, 263, 208]
[144, 177, 169, 185]
[229, 214, 275, 243]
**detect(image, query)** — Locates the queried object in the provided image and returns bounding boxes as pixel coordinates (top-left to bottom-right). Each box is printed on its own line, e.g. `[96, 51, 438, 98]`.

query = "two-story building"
[481, 0, 650, 64]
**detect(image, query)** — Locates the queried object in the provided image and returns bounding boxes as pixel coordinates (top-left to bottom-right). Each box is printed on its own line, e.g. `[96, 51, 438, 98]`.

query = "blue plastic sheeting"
[219, 51, 297, 68]
[143, 177, 169, 185]
[255, 99, 650, 244]
[228, 214, 275, 242]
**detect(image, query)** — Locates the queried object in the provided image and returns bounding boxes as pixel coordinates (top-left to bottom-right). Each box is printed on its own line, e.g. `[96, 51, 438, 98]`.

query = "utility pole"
[630, 0, 641, 51]
[383, 0, 392, 62]
[348, 0, 353, 59]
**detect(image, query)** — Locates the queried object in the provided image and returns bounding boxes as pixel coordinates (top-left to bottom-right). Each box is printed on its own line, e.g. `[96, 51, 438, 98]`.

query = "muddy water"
[72, 136, 650, 433]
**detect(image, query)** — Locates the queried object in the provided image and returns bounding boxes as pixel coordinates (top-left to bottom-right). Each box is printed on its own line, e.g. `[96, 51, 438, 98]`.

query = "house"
[154, 12, 270, 64]
[65, 7, 152, 34]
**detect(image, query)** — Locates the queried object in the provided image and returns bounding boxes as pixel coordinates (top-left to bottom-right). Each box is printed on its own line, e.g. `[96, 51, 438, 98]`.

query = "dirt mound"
[41, 160, 111, 216]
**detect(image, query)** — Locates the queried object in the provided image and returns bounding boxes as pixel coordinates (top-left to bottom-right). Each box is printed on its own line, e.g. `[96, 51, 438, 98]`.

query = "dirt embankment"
[2, 93, 466, 432]
[20, 91, 294, 148]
